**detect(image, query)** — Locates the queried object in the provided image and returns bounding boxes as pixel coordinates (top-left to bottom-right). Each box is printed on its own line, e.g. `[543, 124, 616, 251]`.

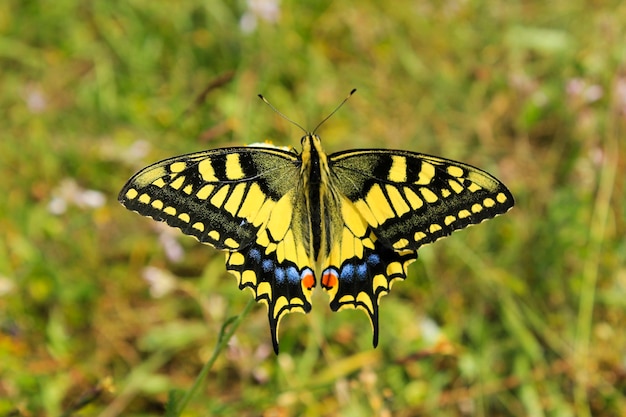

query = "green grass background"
[2, 0, 625, 415]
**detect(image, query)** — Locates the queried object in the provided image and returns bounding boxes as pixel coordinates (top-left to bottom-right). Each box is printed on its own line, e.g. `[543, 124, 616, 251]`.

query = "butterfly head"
[300, 133, 325, 156]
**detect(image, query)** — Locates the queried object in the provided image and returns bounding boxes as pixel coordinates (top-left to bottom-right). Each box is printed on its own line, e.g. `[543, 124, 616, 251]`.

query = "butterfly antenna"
[312, 88, 356, 134]
[258, 94, 308, 134]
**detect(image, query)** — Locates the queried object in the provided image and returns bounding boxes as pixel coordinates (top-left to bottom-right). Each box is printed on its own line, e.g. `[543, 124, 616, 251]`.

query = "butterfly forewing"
[329, 149, 514, 250]
[119, 147, 300, 248]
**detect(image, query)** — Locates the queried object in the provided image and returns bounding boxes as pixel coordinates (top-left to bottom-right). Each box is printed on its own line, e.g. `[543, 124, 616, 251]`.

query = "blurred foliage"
[1, 0, 625, 416]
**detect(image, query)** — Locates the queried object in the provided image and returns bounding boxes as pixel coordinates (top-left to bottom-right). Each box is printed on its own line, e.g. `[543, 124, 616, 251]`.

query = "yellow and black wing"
[320, 149, 514, 346]
[119, 137, 515, 353]
[118, 147, 315, 353]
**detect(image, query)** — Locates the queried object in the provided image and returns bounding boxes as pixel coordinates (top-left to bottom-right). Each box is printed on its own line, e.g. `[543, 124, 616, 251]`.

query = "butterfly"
[119, 90, 514, 354]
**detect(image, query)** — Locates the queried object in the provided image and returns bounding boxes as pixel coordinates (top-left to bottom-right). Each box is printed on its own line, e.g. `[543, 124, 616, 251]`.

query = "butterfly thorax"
[298, 134, 340, 265]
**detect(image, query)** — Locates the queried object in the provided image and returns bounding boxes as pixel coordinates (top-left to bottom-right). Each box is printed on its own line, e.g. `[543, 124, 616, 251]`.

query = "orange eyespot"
[321, 269, 338, 289]
[302, 269, 316, 290]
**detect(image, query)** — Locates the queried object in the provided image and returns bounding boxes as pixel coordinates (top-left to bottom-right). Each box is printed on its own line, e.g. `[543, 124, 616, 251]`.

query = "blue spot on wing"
[249, 248, 262, 262]
[274, 268, 286, 283]
[340, 264, 356, 282]
[338, 261, 370, 282]
[356, 263, 367, 279]
[366, 253, 380, 266]
[262, 259, 274, 272]
[286, 266, 300, 284]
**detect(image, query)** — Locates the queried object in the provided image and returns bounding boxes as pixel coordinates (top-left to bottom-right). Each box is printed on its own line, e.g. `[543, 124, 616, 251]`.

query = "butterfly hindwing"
[226, 240, 315, 354]
[225, 187, 316, 353]
[321, 226, 417, 347]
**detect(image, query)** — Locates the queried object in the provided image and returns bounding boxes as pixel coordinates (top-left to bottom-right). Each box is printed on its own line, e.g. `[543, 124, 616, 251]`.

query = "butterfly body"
[120, 132, 514, 353]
